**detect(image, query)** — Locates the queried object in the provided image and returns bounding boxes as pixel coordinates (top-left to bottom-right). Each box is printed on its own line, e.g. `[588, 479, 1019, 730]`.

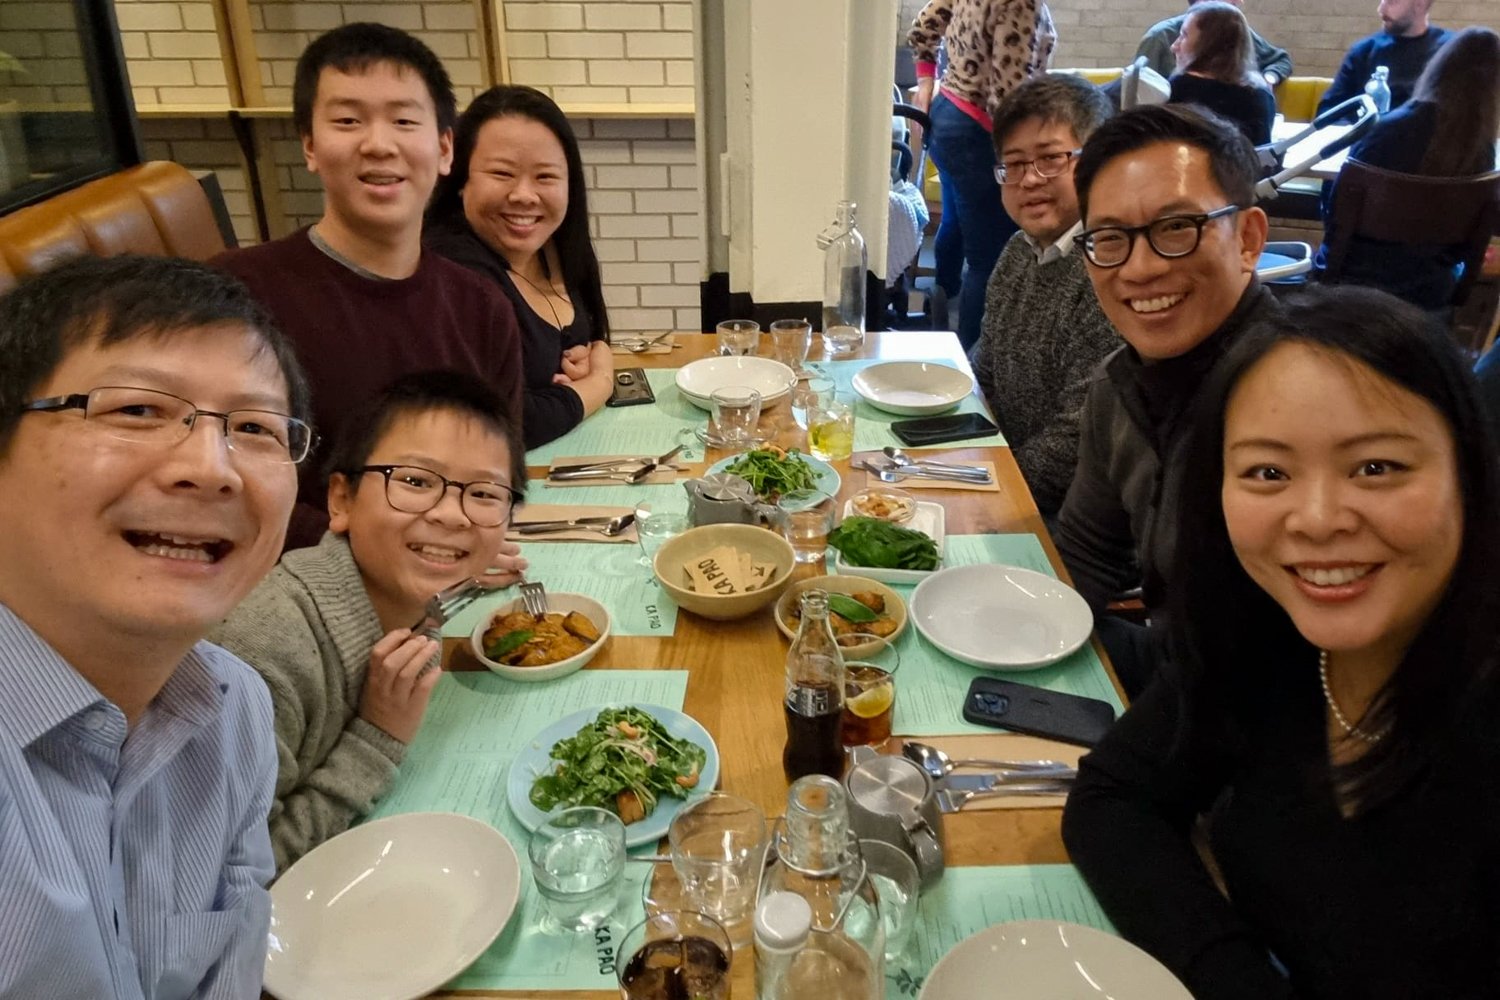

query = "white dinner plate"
[675, 356, 796, 410]
[850, 361, 974, 416]
[909, 564, 1092, 670]
[920, 920, 1192, 999]
[264, 812, 521, 1000]
[829, 499, 945, 585]
[507, 704, 721, 848]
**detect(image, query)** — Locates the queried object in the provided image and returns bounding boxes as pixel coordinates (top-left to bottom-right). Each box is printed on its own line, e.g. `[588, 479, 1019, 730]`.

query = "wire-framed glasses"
[1074, 205, 1241, 268]
[993, 149, 1082, 185]
[19, 386, 313, 464]
[357, 465, 516, 527]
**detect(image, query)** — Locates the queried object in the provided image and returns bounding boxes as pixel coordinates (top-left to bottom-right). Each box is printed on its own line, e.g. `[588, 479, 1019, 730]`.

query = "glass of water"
[710, 385, 762, 447]
[768, 318, 812, 371]
[667, 793, 768, 948]
[858, 839, 920, 968]
[528, 806, 626, 933]
[822, 323, 863, 356]
[635, 499, 691, 567]
[776, 489, 836, 564]
[808, 396, 855, 461]
[715, 319, 760, 357]
[790, 375, 836, 431]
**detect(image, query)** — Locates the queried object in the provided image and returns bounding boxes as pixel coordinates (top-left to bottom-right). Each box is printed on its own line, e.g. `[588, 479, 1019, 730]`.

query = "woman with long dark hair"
[1318, 27, 1500, 310]
[1064, 283, 1500, 998]
[1166, 1, 1275, 144]
[427, 85, 613, 448]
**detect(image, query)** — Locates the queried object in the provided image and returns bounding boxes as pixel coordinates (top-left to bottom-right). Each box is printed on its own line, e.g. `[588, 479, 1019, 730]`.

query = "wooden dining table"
[433, 329, 1120, 999]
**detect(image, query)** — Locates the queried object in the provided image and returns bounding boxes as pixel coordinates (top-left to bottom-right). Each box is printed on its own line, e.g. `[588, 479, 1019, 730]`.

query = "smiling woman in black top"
[426, 85, 613, 449]
[1166, 1, 1275, 145]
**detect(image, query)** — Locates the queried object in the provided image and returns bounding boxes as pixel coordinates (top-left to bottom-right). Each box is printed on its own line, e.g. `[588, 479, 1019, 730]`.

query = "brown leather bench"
[0, 161, 227, 294]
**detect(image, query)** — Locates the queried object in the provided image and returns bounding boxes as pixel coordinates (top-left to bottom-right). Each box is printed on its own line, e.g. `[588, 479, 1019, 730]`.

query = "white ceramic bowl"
[265, 812, 521, 1000]
[773, 574, 908, 658]
[469, 592, 610, 681]
[909, 564, 1092, 670]
[675, 356, 796, 410]
[851, 361, 974, 415]
[920, 920, 1192, 1000]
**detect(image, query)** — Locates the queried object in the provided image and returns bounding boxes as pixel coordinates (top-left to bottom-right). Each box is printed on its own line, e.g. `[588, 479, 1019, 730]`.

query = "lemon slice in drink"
[847, 683, 894, 719]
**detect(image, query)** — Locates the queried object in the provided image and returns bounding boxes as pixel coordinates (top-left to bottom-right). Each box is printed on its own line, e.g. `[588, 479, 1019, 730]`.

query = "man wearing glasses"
[969, 74, 1120, 517]
[1052, 104, 1276, 695]
[0, 255, 310, 996]
[212, 371, 524, 871]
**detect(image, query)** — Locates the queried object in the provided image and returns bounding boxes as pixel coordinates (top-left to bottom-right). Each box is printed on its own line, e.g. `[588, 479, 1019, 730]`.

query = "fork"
[518, 575, 550, 616]
[936, 782, 1072, 813]
[622, 332, 673, 353]
[410, 578, 486, 638]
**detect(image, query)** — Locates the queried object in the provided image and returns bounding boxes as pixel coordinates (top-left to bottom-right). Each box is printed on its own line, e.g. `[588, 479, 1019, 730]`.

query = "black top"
[424, 216, 600, 450]
[1168, 74, 1276, 146]
[1063, 656, 1500, 999]
[1318, 26, 1453, 115]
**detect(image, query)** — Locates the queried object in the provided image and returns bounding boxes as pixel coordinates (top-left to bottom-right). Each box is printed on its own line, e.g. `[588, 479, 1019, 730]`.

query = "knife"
[550, 457, 649, 475]
[511, 515, 620, 531]
[942, 768, 1077, 792]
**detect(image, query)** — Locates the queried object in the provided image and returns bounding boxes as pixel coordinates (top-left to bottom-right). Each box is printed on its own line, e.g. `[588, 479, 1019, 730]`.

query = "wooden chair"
[1322, 159, 1500, 309]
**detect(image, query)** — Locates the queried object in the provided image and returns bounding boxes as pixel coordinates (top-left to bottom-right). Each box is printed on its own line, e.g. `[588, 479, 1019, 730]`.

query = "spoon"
[867, 465, 991, 486]
[515, 513, 635, 536]
[902, 741, 1069, 779]
[624, 332, 673, 353]
[881, 446, 989, 476]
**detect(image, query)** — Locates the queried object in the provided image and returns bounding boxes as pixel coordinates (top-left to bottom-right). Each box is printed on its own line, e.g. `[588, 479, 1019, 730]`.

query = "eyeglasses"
[357, 465, 516, 527]
[1074, 205, 1241, 268]
[993, 149, 1082, 185]
[19, 386, 313, 464]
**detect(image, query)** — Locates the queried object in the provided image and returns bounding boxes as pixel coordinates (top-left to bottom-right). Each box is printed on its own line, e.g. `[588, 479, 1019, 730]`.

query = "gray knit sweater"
[209, 532, 406, 872]
[970, 231, 1120, 515]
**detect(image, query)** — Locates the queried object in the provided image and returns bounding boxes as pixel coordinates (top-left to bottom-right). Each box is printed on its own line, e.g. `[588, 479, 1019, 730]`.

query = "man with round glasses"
[1051, 103, 1277, 694]
[0, 255, 309, 995]
[212, 370, 524, 870]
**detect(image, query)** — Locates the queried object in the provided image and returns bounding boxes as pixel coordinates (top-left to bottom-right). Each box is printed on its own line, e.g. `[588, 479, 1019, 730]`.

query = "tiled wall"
[114, 0, 231, 106]
[500, 0, 694, 105]
[0, 1, 96, 105]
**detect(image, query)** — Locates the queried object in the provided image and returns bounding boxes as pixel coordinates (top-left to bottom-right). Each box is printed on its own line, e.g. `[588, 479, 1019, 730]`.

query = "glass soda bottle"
[753, 775, 884, 1000]
[782, 590, 845, 781]
[1364, 65, 1391, 114]
[817, 201, 867, 356]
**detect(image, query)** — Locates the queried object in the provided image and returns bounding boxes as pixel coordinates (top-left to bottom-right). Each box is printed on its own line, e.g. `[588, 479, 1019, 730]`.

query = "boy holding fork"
[212, 371, 525, 871]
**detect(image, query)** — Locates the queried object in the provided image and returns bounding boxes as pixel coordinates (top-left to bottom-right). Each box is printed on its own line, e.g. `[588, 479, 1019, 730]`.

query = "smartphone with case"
[890, 412, 999, 447]
[607, 367, 656, 407]
[961, 676, 1117, 747]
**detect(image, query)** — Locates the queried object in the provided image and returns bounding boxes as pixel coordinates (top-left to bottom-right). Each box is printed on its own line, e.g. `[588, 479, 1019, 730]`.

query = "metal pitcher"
[844, 746, 945, 888]
[682, 472, 779, 527]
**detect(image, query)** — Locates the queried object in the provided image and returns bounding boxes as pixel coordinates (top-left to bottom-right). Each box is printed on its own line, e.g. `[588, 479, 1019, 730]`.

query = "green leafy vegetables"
[723, 447, 818, 500]
[529, 707, 708, 823]
[825, 593, 879, 623]
[827, 516, 939, 570]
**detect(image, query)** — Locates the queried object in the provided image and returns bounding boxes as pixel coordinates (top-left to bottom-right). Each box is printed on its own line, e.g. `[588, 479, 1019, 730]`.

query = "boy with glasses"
[0, 255, 309, 996]
[1052, 104, 1277, 694]
[211, 371, 525, 870]
[970, 74, 1118, 517]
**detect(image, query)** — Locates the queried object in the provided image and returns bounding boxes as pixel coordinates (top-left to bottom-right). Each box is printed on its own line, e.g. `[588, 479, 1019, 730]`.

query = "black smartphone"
[607, 367, 656, 407]
[961, 676, 1117, 747]
[890, 411, 999, 447]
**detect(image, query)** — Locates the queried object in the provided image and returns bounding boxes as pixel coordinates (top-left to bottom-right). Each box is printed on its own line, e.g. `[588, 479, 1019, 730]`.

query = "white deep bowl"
[851, 361, 974, 415]
[909, 564, 1092, 670]
[675, 356, 796, 410]
[264, 812, 521, 1000]
[469, 592, 611, 681]
[920, 921, 1192, 1000]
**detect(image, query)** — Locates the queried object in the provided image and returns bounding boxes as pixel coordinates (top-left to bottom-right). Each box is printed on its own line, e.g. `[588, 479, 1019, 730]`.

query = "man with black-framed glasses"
[1051, 104, 1278, 695]
[211, 370, 525, 871]
[0, 255, 310, 996]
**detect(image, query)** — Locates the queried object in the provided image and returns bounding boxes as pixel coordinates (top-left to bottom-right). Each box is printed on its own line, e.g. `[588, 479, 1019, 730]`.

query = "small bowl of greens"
[707, 445, 841, 503]
[827, 515, 942, 586]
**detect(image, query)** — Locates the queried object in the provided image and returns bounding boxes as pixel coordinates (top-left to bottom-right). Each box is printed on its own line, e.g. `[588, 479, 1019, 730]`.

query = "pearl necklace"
[1318, 649, 1382, 744]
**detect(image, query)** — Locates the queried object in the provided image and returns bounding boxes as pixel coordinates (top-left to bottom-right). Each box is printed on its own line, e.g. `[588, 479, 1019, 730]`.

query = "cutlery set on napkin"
[901, 738, 1081, 813]
[854, 447, 998, 489]
[544, 445, 687, 486]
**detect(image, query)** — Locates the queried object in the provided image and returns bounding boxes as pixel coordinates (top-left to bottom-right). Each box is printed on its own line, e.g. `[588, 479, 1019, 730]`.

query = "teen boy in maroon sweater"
[217, 24, 525, 554]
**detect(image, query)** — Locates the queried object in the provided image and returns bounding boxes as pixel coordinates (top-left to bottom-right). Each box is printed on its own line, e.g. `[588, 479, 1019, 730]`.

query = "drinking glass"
[616, 910, 732, 1000]
[634, 499, 691, 567]
[859, 838, 921, 968]
[710, 385, 762, 447]
[808, 396, 855, 461]
[715, 319, 760, 357]
[790, 376, 836, 431]
[527, 806, 626, 933]
[839, 632, 901, 748]
[768, 318, 813, 371]
[668, 792, 768, 949]
[776, 489, 836, 565]
[822, 323, 863, 356]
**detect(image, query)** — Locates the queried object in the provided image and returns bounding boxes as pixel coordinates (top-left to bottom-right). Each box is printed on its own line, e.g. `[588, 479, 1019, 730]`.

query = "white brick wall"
[0, 1, 93, 104]
[501, 0, 694, 105]
[115, 0, 231, 105]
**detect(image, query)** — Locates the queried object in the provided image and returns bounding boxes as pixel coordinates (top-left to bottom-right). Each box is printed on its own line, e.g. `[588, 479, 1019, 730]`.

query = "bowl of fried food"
[774, 574, 907, 659]
[848, 486, 916, 524]
[470, 593, 611, 682]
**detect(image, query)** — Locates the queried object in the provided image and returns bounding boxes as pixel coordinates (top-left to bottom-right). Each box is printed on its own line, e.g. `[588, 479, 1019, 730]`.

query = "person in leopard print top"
[909, 0, 1057, 350]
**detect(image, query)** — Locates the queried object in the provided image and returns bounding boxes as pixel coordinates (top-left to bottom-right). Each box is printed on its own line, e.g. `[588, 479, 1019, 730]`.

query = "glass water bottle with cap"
[753, 775, 884, 1000]
[1364, 65, 1391, 114]
[818, 201, 866, 356]
[782, 590, 845, 781]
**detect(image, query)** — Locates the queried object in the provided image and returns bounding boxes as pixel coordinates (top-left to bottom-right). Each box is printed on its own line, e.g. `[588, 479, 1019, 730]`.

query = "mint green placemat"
[442, 541, 678, 638]
[524, 370, 707, 466]
[889, 864, 1114, 997]
[366, 669, 688, 992]
[884, 533, 1123, 736]
[815, 358, 1007, 451]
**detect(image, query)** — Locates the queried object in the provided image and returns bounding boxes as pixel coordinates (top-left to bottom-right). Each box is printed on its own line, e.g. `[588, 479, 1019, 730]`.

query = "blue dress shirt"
[0, 603, 276, 998]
